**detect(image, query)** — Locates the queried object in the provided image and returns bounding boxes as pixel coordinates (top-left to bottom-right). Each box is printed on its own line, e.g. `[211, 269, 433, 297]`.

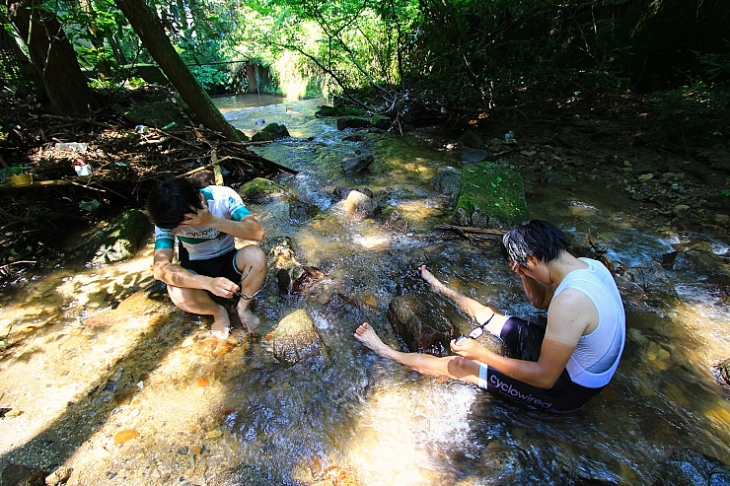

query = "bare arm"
[152, 248, 240, 298]
[511, 262, 555, 309]
[452, 289, 594, 388]
[180, 198, 265, 242]
[418, 265, 497, 325]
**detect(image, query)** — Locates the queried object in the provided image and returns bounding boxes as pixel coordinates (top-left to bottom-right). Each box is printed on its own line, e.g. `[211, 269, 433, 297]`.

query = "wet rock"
[343, 190, 375, 216]
[0, 463, 47, 486]
[123, 100, 190, 129]
[76, 209, 151, 264]
[431, 166, 461, 195]
[341, 152, 374, 174]
[652, 449, 730, 486]
[333, 186, 373, 199]
[458, 130, 486, 150]
[45, 466, 72, 486]
[270, 309, 326, 365]
[238, 177, 286, 204]
[384, 210, 408, 233]
[209, 464, 276, 486]
[673, 204, 691, 216]
[387, 294, 453, 356]
[714, 358, 730, 390]
[267, 237, 326, 296]
[452, 161, 528, 229]
[618, 260, 678, 308]
[460, 147, 493, 164]
[289, 197, 320, 224]
[336, 116, 371, 131]
[251, 123, 289, 142]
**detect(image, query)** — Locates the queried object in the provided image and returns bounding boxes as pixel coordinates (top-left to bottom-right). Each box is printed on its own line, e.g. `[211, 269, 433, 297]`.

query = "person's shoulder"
[551, 287, 593, 312]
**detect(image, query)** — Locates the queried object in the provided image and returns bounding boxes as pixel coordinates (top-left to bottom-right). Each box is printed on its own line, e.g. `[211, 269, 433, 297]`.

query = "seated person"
[355, 219, 625, 412]
[147, 177, 267, 340]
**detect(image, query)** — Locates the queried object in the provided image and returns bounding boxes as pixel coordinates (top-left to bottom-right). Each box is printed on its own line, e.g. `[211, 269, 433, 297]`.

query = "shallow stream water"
[0, 95, 729, 485]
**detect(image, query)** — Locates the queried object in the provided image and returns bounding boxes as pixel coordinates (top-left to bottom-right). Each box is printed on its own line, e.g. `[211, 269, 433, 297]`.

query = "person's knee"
[237, 245, 267, 272]
[166, 285, 190, 309]
[447, 356, 481, 381]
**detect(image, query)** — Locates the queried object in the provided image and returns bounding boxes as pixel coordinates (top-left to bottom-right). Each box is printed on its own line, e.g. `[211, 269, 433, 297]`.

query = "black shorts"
[478, 317, 604, 413]
[180, 249, 243, 283]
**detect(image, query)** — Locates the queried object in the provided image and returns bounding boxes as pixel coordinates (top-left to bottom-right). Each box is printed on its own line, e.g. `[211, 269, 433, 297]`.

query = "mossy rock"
[452, 162, 528, 228]
[458, 130, 486, 150]
[238, 177, 285, 203]
[82, 209, 152, 264]
[233, 127, 250, 142]
[251, 123, 290, 142]
[315, 105, 363, 117]
[337, 116, 371, 130]
[123, 100, 189, 128]
[371, 114, 391, 129]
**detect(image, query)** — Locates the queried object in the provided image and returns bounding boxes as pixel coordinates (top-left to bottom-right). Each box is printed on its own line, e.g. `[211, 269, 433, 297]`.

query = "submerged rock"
[652, 449, 730, 486]
[341, 152, 374, 174]
[1, 464, 47, 486]
[209, 464, 276, 486]
[431, 166, 462, 196]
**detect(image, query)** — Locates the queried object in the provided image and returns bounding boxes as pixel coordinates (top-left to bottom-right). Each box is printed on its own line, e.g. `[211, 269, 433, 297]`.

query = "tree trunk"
[5, 0, 97, 115]
[0, 9, 44, 98]
[113, 0, 241, 142]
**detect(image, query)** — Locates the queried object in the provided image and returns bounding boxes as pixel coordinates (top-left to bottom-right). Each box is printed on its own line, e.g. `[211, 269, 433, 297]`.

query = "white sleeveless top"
[553, 258, 626, 388]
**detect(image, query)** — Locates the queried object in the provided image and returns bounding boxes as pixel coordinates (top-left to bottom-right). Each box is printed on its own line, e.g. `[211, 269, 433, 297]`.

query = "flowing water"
[0, 95, 729, 485]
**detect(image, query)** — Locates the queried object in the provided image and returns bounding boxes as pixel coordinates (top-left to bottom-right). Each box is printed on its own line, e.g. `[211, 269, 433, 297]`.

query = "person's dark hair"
[502, 220, 570, 266]
[147, 177, 202, 229]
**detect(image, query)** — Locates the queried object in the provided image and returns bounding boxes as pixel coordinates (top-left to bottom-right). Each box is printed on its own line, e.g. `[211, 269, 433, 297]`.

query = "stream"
[0, 94, 729, 486]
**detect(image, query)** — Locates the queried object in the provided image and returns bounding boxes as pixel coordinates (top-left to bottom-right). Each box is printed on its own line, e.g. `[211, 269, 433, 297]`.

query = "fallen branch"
[434, 224, 506, 238]
[39, 114, 115, 129]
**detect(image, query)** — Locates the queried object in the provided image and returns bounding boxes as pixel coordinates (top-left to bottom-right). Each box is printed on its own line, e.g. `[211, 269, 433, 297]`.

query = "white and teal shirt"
[154, 185, 252, 261]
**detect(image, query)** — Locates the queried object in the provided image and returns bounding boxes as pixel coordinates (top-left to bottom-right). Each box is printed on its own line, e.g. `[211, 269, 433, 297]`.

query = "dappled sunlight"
[3, 97, 730, 484]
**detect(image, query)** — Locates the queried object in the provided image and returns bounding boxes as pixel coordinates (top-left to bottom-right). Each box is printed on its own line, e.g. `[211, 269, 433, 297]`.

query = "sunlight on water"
[2, 95, 729, 485]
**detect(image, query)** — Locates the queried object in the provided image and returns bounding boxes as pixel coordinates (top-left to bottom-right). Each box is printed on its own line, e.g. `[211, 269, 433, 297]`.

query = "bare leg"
[418, 264, 506, 332]
[354, 323, 482, 386]
[168, 286, 230, 340]
[235, 245, 267, 333]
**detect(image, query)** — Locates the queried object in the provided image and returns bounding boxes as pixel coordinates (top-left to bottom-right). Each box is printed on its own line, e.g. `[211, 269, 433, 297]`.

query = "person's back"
[554, 257, 625, 388]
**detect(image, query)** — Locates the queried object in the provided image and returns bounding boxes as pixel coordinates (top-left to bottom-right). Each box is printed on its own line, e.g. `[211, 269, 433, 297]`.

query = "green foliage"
[694, 42, 730, 82]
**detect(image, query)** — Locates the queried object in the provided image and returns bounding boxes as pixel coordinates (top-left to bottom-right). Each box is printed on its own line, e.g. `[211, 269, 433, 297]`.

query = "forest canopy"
[2, 0, 729, 114]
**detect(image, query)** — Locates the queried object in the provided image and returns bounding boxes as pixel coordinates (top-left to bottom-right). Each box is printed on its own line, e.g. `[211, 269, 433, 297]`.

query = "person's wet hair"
[502, 219, 570, 266]
[147, 177, 203, 229]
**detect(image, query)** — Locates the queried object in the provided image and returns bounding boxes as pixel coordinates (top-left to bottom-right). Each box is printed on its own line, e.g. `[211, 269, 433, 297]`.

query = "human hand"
[450, 336, 480, 359]
[208, 277, 240, 299]
[180, 196, 213, 226]
[510, 260, 527, 277]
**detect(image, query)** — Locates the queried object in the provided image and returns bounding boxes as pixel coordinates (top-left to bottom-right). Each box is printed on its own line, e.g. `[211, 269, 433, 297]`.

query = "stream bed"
[0, 95, 729, 486]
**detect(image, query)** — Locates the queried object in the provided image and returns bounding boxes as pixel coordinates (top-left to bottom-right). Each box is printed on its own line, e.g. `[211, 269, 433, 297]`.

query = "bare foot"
[237, 305, 261, 333]
[354, 323, 394, 358]
[418, 264, 446, 292]
[211, 305, 231, 340]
